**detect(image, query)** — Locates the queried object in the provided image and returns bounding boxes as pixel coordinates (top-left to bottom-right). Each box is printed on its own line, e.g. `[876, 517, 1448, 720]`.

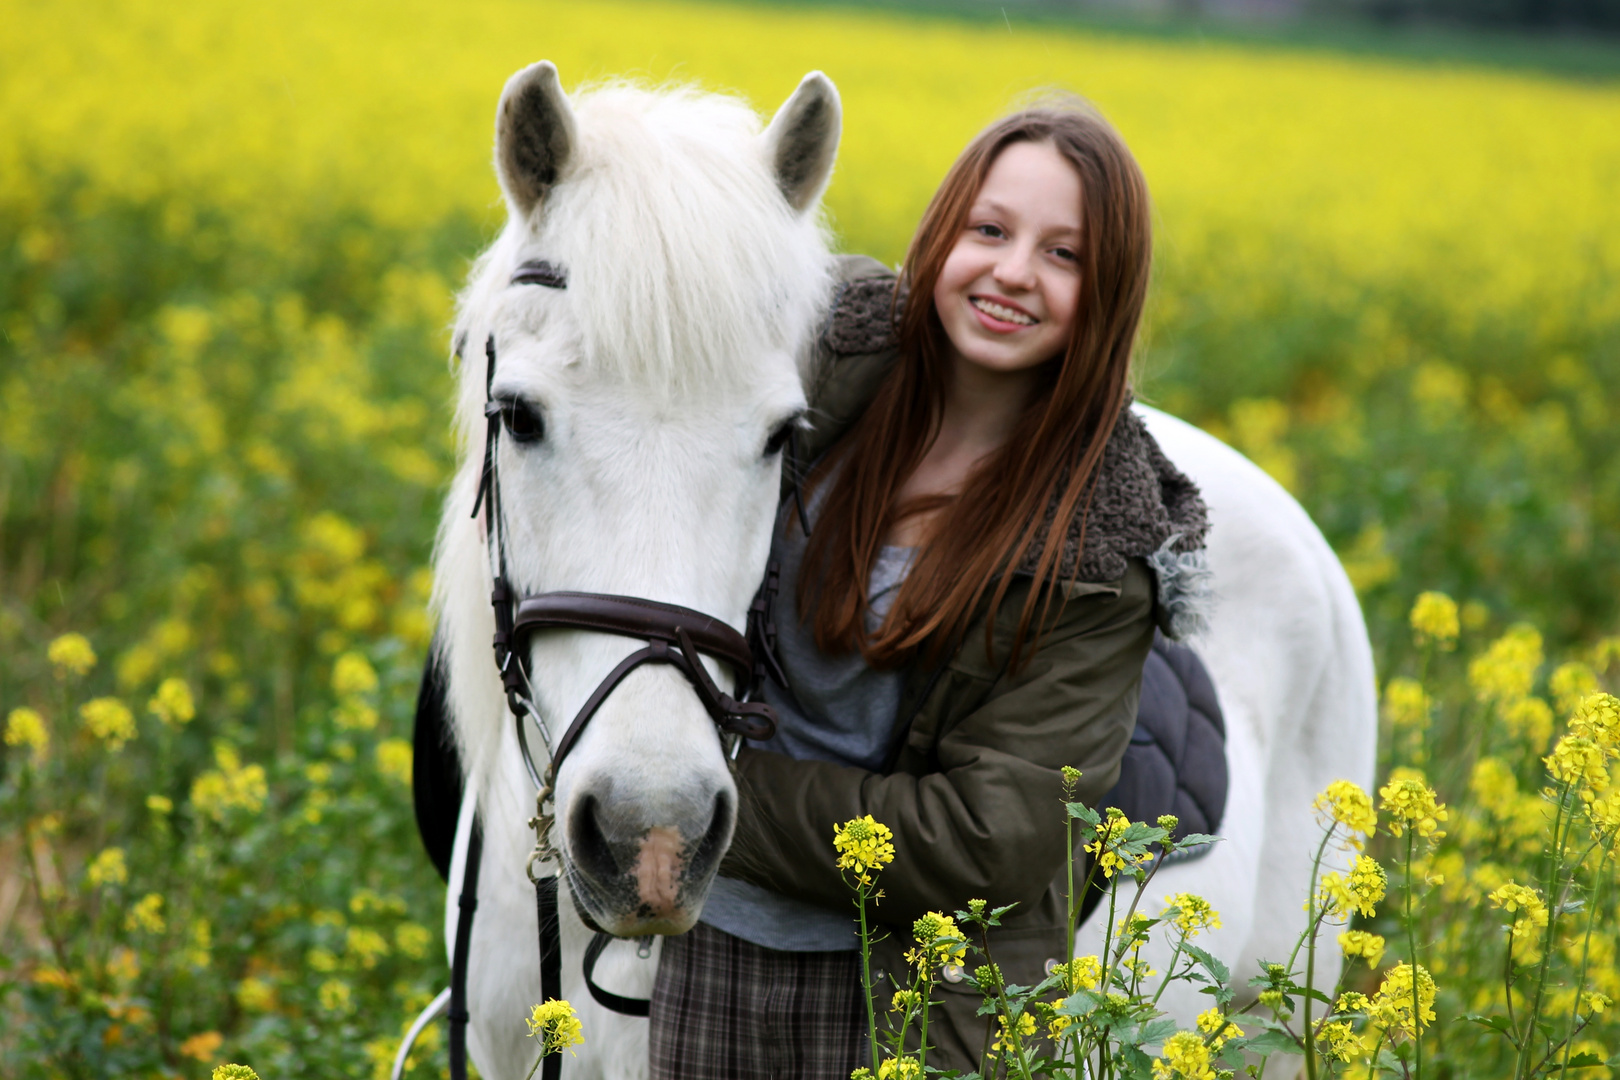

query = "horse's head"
[435, 63, 839, 936]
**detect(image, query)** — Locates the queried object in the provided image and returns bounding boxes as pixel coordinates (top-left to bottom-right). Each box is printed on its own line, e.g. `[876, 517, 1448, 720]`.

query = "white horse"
[427, 62, 1376, 1080]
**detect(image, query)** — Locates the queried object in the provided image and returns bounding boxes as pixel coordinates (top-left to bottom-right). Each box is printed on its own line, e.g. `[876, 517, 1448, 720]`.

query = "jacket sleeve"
[720, 560, 1155, 928]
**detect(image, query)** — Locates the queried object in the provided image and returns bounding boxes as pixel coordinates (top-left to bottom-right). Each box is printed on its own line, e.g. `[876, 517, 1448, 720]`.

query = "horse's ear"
[495, 60, 577, 219]
[762, 71, 841, 214]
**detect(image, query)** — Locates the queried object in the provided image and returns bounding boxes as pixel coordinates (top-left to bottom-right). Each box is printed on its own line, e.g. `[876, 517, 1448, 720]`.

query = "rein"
[432, 333, 783, 1080]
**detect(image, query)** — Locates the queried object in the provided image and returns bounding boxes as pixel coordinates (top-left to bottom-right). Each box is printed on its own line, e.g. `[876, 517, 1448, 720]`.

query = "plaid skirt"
[649, 921, 865, 1080]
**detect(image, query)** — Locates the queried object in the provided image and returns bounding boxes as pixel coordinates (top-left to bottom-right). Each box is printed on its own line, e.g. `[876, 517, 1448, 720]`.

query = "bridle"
[442, 328, 785, 1080]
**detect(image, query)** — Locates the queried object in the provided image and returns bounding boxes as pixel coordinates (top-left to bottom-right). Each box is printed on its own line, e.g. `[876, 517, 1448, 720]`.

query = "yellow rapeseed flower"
[1469, 757, 1521, 819]
[1337, 991, 1372, 1014]
[1152, 1030, 1215, 1080]
[147, 794, 174, 814]
[1382, 677, 1431, 730]
[1085, 807, 1152, 879]
[1503, 697, 1555, 750]
[346, 926, 389, 968]
[1580, 991, 1612, 1015]
[1338, 929, 1386, 967]
[1551, 664, 1601, 718]
[235, 977, 275, 1012]
[1318, 854, 1387, 919]
[376, 737, 413, 785]
[332, 651, 378, 696]
[1546, 735, 1609, 794]
[1468, 625, 1542, 705]
[190, 744, 268, 820]
[1313, 779, 1378, 843]
[1409, 591, 1459, 649]
[48, 633, 96, 679]
[1369, 963, 1436, 1040]
[4, 706, 48, 762]
[1316, 1019, 1358, 1062]
[87, 847, 128, 888]
[1379, 769, 1448, 839]
[526, 999, 585, 1056]
[80, 697, 136, 751]
[1570, 692, 1620, 749]
[1584, 789, 1620, 835]
[212, 1066, 259, 1080]
[890, 989, 921, 1013]
[318, 978, 353, 1013]
[1056, 954, 1102, 993]
[833, 815, 895, 879]
[126, 892, 165, 933]
[1489, 882, 1549, 951]
[991, 1011, 1037, 1053]
[877, 1057, 922, 1080]
[1164, 892, 1222, 938]
[1196, 1007, 1243, 1048]
[148, 677, 195, 727]
[911, 911, 967, 966]
[396, 922, 431, 960]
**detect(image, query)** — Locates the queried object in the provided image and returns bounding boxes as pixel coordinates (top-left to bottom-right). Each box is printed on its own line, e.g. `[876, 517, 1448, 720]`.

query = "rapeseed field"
[1, 0, 1617, 1075]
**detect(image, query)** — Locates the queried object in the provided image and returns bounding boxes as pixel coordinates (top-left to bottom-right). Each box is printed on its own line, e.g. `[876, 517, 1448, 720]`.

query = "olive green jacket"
[718, 255, 1210, 1071]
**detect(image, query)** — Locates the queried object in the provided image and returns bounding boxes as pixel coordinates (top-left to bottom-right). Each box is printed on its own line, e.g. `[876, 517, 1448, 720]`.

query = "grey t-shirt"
[700, 497, 913, 951]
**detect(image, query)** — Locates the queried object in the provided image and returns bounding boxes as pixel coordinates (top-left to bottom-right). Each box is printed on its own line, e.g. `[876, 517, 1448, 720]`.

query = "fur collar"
[822, 269, 1213, 639]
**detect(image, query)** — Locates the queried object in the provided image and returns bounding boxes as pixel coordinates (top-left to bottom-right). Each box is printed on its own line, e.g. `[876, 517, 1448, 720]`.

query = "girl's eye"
[498, 398, 546, 443]
[974, 223, 1006, 240]
[1051, 247, 1078, 263]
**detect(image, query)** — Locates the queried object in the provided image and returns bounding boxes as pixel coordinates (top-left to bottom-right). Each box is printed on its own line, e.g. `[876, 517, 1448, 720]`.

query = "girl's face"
[932, 140, 1083, 380]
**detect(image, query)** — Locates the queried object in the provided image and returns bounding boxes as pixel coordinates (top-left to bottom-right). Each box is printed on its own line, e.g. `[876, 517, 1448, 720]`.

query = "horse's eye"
[499, 398, 546, 443]
[763, 417, 799, 458]
[511, 259, 567, 289]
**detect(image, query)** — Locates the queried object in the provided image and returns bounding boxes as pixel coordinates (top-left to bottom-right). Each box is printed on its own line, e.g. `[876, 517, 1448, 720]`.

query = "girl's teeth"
[972, 298, 1034, 325]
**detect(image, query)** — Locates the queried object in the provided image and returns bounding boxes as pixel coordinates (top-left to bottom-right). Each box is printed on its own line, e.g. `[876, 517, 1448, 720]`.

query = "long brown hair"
[800, 101, 1153, 671]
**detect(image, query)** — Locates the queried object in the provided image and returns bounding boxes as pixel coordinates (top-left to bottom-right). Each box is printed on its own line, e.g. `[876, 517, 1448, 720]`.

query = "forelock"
[458, 81, 832, 395]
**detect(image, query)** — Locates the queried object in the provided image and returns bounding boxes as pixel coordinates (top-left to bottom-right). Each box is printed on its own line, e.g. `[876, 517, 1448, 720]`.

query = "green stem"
[918, 970, 932, 1075]
[1064, 810, 1076, 967]
[1149, 937, 1185, 1009]
[858, 883, 880, 1073]
[1288, 827, 1340, 975]
[1520, 784, 1572, 1079]
[1297, 824, 1338, 1080]
[1404, 830, 1421, 1080]
[1557, 839, 1609, 1080]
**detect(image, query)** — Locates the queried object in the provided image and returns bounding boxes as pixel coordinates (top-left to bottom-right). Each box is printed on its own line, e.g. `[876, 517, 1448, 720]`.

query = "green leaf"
[1174, 833, 1222, 848]
[1236, 1029, 1301, 1056]
[1138, 1017, 1178, 1044]
[1558, 1051, 1607, 1069]
[1066, 802, 1101, 826]
[1184, 943, 1230, 985]
[1463, 1013, 1516, 1040]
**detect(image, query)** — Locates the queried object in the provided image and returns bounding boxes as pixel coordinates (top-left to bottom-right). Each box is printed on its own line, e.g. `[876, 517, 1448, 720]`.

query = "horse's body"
[431, 64, 1376, 1080]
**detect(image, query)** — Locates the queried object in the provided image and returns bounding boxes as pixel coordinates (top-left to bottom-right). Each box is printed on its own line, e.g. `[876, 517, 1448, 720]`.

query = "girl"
[648, 101, 1210, 1078]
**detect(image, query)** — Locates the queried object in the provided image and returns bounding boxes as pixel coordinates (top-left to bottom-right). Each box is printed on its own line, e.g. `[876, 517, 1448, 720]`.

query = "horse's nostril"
[568, 795, 621, 883]
[688, 790, 734, 877]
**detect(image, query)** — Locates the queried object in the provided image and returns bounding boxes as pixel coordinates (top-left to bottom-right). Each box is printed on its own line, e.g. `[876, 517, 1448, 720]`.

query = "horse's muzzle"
[563, 783, 735, 936]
